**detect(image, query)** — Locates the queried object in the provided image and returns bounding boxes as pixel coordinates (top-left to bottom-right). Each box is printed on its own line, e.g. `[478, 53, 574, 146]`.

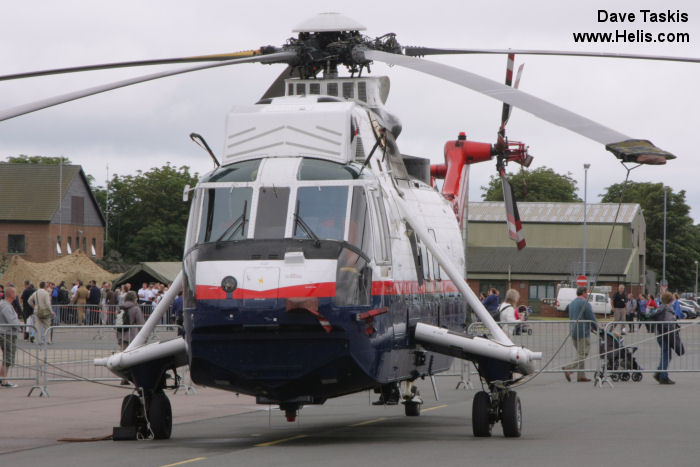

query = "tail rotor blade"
[506, 63, 525, 126]
[514, 63, 525, 90]
[499, 53, 515, 141]
[501, 173, 526, 250]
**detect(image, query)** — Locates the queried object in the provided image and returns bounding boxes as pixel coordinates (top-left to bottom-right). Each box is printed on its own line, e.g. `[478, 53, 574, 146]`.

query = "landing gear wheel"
[527, 329, 533, 335]
[472, 391, 492, 437]
[120, 394, 143, 428]
[631, 372, 643, 382]
[610, 373, 619, 382]
[620, 373, 631, 382]
[147, 391, 172, 440]
[405, 400, 421, 416]
[501, 391, 522, 438]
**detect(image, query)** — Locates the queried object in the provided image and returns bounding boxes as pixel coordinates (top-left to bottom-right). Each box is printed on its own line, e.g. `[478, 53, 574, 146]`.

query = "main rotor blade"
[0, 50, 267, 82]
[363, 49, 675, 163]
[404, 47, 700, 64]
[0, 51, 296, 122]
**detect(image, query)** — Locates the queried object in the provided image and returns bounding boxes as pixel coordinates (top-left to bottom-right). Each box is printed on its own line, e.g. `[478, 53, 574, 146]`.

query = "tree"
[600, 182, 700, 291]
[94, 164, 199, 263]
[6, 155, 72, 165]
[480, 166, 581, 202]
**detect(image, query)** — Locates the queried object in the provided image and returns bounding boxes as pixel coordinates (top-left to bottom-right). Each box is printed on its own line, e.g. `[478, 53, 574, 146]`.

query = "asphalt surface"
[2, 370, 699, 467]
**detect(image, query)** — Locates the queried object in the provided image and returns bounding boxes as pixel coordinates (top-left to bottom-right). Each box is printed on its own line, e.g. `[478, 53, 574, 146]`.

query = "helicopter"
[1, 12, 689, 440]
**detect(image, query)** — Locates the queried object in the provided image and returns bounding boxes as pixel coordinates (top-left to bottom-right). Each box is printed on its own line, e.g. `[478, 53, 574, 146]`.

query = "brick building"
[0, 164, 105, 262]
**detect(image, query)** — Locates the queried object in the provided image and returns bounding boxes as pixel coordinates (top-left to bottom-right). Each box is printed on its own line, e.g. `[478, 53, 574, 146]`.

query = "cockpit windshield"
[195, 183, 358, 245]
[293, 186, 348, 241]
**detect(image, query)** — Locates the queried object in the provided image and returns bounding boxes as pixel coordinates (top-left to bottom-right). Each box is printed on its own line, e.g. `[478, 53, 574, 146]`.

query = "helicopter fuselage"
[180, 87, 469, 405]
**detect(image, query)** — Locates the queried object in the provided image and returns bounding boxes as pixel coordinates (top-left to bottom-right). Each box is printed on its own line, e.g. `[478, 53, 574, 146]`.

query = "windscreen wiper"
[294, 200, 321, 247]
[215, 200, 247, 242]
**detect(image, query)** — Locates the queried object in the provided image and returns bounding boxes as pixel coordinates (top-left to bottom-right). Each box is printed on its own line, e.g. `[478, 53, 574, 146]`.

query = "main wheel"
[147, 391, 172, 440]
[501, 391, 522, 438]
[120, 394, 143, 428]
[620, 373, 631, 382]
[631, 372, 643, 382]
[405, 400, 421, 417]
[472, 391, 492, 437]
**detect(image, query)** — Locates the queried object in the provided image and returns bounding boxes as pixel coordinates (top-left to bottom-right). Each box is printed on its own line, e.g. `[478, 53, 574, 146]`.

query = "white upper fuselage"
[185, 77, 464, 299]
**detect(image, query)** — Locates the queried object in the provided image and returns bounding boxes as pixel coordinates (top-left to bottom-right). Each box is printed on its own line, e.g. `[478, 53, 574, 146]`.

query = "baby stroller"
[598, 329, 643, 382]
[513, 305, 533, 336]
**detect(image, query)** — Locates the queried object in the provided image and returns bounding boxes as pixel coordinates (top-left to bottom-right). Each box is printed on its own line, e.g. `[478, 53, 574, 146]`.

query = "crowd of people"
[0, 278, 185, 388]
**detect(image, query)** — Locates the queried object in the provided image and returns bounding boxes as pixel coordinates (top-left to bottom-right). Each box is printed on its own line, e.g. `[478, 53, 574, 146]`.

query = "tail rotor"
[495, 54, 529, 250]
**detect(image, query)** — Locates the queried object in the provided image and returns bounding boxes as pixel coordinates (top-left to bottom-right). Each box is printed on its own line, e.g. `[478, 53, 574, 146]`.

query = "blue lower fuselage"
[185, 292, 466, 404]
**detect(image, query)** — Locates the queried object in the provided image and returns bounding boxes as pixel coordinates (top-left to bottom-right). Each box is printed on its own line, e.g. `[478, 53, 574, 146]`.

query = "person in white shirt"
[138, 283, 148, 304]
[144, 283, 156, 303]
[497, 289, 521, 337]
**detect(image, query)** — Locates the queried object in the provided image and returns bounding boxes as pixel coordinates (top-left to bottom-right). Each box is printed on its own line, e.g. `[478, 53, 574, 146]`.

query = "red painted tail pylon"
[431, 131, 531, 249]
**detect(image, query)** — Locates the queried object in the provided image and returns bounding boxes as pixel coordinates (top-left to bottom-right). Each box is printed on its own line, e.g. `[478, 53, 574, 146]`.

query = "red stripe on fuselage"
[196, 280, 460, 300]
[196, 282, 337, 300]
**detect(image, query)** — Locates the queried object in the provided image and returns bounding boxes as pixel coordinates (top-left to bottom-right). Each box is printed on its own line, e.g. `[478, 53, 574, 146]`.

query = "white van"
[556, 287, 612, 315]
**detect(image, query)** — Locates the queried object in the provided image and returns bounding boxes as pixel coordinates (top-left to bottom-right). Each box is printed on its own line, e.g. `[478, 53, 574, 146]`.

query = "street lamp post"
[662, 187, 667, 290]
[583, 164, 590, 280]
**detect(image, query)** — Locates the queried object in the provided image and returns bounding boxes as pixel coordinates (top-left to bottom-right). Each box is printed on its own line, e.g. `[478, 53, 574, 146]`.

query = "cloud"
[2, 0, 698, 220]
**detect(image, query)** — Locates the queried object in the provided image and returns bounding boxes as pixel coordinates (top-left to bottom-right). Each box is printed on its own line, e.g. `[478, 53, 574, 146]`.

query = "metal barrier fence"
[38, 325, 182, 393]
[466, 319, 700, 386]
[598, 320, 700, 384]
[0, 324, 45, 395]
[1, 323, 187, 397]
[4, 319, 700, 396]
[468, 320, 600, 376]
[51, 304, 174, 326]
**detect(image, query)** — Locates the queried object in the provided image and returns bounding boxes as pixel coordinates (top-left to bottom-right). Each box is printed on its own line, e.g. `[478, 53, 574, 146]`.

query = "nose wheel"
[116, 390, 173, 440]
[472, 388, 522, 438]
[147, 390, 173, 439]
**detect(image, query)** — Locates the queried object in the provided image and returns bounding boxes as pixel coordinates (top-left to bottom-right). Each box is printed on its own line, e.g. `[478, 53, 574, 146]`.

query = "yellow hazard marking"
[254, 434, 309, 447]
[184, 50, 260, 60]
[421, 404, 448, 413]
[349, 417, 387, 427]
[159, 457, 207, 467]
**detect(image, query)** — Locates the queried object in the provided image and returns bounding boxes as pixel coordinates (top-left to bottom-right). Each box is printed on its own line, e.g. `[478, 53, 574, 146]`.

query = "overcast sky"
[1, 0, 698, 222]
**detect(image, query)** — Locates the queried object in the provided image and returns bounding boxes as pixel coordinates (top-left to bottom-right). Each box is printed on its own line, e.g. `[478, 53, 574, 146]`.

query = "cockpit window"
[201, 159, 260, 183]
[297, 158, 357, 180]
[348, 187, 372, 256]
[293, 186, 348, 241]
[254, 186, 290, 239]
[198, 187, 253, 243]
